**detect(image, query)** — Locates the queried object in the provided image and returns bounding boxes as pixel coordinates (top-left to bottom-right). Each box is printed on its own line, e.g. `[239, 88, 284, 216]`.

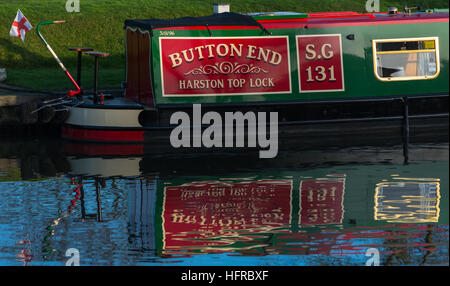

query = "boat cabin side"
[123, 10, 449, 108]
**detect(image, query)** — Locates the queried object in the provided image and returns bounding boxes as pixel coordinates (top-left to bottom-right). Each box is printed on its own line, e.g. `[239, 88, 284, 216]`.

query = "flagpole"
[36, 20, 81, 98]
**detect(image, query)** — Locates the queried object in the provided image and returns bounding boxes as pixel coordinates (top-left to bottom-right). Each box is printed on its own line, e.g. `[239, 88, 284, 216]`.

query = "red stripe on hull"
[262, 17, 448, 29]
[62, 126, 144, 142]
[152, 14, 448, 30]
[155, 25, 261, 30]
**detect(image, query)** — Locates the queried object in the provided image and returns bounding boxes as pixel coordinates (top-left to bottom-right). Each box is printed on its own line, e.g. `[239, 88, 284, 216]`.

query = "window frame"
[372, 37, 440, 82]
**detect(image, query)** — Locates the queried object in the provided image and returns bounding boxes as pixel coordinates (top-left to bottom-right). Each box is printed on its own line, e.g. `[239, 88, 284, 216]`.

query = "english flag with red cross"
[10, 9, 33, 43]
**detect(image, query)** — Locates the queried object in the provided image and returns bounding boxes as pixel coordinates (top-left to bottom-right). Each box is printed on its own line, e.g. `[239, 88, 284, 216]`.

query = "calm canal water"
[0, 138, 448, 266]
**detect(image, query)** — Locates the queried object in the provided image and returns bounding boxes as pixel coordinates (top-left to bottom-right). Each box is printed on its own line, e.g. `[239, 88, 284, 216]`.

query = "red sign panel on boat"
[159, 36, 291, 97]
[296, 34, 345, 92]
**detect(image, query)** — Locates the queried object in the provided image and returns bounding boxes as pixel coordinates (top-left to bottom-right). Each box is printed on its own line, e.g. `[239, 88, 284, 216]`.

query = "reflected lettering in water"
[299, 175, 345, 226]
[161, 179, 292, 254]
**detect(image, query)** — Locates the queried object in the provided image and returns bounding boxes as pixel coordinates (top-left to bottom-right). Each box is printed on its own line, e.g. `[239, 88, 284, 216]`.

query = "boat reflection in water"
[0, 138, 447, 266]
[60, 141, 448, 266]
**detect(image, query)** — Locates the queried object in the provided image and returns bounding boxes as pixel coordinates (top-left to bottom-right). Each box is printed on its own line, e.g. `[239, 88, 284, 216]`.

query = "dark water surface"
[0, 138, 448, 266]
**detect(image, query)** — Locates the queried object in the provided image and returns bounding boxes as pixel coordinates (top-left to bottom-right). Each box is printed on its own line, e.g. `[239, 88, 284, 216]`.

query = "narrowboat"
[58, 7, 449, 144]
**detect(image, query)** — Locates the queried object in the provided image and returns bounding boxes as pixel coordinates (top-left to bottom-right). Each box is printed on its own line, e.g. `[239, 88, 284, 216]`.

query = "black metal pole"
[76, 51, 82, 87]
[95, 179, 103, 222]
[76, 51, 83, 99]
[80, 184, 86, 222]
[93, 56, 99, 104]
[402, 96, 409, 164]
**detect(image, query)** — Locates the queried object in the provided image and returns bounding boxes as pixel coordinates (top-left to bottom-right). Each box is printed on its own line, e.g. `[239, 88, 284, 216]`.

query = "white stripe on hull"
[69, 157, 142, 177]
[65, 106, 143, 128]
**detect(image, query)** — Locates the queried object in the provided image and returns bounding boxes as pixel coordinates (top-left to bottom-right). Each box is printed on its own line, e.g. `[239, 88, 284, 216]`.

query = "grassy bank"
[0, 0, 448, 90]
[6, 68, 124, 90]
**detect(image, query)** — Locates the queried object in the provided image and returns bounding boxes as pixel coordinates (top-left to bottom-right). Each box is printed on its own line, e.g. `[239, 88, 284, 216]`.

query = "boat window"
[372, 37, 440, 81]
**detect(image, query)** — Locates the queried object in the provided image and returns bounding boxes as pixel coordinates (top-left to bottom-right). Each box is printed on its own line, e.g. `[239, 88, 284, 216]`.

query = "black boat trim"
[63, 112, 449, 131]
[153, 93, 448, 109]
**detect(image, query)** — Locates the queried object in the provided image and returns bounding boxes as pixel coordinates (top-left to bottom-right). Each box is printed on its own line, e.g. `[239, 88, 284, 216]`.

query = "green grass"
[6, 67, 124, 90]
[0, 0, 448, 90]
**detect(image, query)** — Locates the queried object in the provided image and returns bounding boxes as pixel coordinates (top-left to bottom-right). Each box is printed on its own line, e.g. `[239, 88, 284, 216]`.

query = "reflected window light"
[374, 177, 440, 223]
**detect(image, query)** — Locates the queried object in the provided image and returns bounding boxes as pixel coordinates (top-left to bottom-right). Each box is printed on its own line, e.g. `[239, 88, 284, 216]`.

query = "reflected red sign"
[162, 179, 292, 251]
[299, 177, 345, 225]
[296, 34, 345, 92]
[159, 37, 291, 96]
